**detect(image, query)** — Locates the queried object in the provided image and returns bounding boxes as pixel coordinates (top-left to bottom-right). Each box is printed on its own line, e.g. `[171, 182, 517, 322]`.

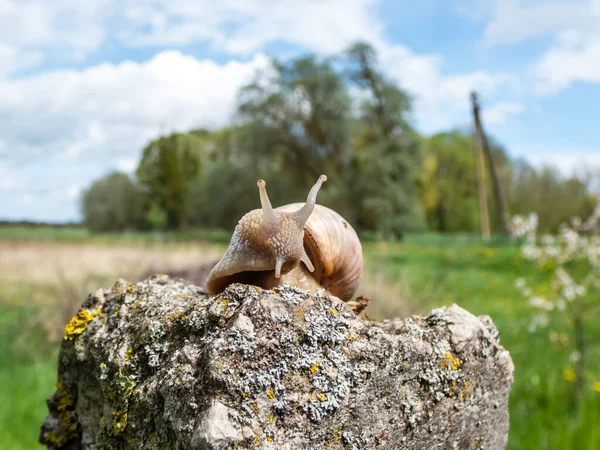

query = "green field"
[1, 229, 599, 449]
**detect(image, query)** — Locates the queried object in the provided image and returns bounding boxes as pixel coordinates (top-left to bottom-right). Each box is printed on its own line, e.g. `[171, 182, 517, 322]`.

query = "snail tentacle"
[292, 174, 327, 227]
[275, 257, 285, 278]
[257, 179, 278, 230]
[301, 249, 315, 272]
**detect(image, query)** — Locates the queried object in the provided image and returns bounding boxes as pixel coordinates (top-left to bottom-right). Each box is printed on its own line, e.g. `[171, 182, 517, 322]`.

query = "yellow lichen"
[217, 298, 229, 314]
[125, 348, 133, 361]
[309, 362, 320, 373]
[440, 352, 461, 371]
[460, 381, 473, 400]
[267, 389, 276, 399]
[63, 308, 100, 340]
[167, 311, 187, 322]
[318, 393, 327, 402]
[329, 307, 338, 315]
[112, 410, 128, 433]
[327, 428, 341, 448]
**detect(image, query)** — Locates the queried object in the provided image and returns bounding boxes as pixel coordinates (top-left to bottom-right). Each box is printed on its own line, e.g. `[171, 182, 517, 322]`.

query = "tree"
[508, 165, 596, 233]
[82, 172, 146, 232]
[345, 42, 423, 237]
[237, 55, 353, 186]
[136, 132, 202, 230]
[420, 132, 479, 232]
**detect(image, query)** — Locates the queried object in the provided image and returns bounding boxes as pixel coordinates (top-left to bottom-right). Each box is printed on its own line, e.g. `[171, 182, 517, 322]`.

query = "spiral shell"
[276, 203, 362, 301]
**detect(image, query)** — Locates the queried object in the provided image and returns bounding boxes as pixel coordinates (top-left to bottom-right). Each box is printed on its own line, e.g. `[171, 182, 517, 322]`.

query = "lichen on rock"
[40, 276, 514, 449]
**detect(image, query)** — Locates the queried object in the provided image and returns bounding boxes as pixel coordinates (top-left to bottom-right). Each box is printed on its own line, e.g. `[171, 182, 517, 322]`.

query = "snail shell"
[206, 175, 363, 301]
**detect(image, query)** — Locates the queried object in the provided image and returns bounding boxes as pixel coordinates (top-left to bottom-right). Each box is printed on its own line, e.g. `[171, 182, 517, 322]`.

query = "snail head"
[206, 175, 327, 294]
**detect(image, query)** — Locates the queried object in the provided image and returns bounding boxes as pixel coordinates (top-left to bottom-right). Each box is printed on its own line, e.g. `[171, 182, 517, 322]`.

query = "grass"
[0, 230, 599, 448]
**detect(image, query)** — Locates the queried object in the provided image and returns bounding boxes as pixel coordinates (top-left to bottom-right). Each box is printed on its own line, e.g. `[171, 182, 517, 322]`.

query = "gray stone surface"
[40, 275, 514, 449]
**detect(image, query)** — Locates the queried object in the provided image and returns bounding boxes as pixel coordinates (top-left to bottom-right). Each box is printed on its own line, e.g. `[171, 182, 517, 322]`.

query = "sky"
[1, 0, 599, 222]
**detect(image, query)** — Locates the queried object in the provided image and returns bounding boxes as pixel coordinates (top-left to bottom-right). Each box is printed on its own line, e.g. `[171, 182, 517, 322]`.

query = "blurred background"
[1, 0, 599, 448]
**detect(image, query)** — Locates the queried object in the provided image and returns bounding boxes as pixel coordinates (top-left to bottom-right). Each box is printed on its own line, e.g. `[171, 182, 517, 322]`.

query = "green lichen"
[99, 363, 137, 435]
[111, 367, 137, 434]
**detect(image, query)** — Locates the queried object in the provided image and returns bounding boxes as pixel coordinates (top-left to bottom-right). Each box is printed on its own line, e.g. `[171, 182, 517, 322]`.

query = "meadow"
[1, 229, 598, 449]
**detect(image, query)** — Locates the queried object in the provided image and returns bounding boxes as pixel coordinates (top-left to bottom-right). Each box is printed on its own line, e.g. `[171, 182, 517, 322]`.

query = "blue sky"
[1, 0, 599, 222]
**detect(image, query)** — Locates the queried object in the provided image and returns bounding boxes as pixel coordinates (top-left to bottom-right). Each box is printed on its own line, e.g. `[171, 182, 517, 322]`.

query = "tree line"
[82, 42, 598, 237]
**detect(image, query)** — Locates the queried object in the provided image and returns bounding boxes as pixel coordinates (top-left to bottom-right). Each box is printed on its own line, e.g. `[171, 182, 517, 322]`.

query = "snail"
[206, 175, 363, 302]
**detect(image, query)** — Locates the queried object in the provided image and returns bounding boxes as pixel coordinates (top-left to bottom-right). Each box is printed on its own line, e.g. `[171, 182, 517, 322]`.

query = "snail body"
[206, 175, 363, 301]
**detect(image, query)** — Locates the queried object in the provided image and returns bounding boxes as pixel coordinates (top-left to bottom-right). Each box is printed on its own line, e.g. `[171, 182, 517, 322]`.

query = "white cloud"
[0, 166, 18, 191]
[121, 0, 382, 55]
[482, 0, 593, 47]
[533, 34, 600, 93]
[0, 51, 269, 220]
[117, 157, 137, 173]
[483, 102, 526, 125]
[0, 0, 109, 72]
[0, 0, 381, 75]
[513, 148, 600, 176]
[458, 0, 600, 95]
[378, 44, 512, 131]
[0, 43, 43, 75]
[0, 50, 269, 162]
[67, 184, 82, 199]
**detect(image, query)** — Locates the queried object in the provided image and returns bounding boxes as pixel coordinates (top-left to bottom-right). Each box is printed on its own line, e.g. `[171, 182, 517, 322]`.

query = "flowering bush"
[511, 199, 600, 391]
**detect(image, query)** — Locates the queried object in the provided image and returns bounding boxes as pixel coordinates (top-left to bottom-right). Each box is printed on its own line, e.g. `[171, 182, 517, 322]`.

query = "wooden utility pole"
[472, 130, 491, 240]
[471, 92, 511, 235]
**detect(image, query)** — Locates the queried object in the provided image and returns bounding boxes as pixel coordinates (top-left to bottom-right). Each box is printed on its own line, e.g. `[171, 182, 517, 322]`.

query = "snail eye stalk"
[257, 179, 279, 229]
[292, 174, 327, 228]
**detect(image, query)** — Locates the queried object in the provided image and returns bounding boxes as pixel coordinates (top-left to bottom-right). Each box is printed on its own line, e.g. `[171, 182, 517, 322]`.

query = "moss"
[63, 308, 100, 340]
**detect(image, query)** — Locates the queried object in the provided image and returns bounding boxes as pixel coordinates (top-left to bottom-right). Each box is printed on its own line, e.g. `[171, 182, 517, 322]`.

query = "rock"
[40, 276, 514, 450]
[136, 260, 217, 290]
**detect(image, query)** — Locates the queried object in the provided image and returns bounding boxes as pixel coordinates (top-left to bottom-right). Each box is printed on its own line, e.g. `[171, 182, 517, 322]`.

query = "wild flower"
[512, 197, 600, 392]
